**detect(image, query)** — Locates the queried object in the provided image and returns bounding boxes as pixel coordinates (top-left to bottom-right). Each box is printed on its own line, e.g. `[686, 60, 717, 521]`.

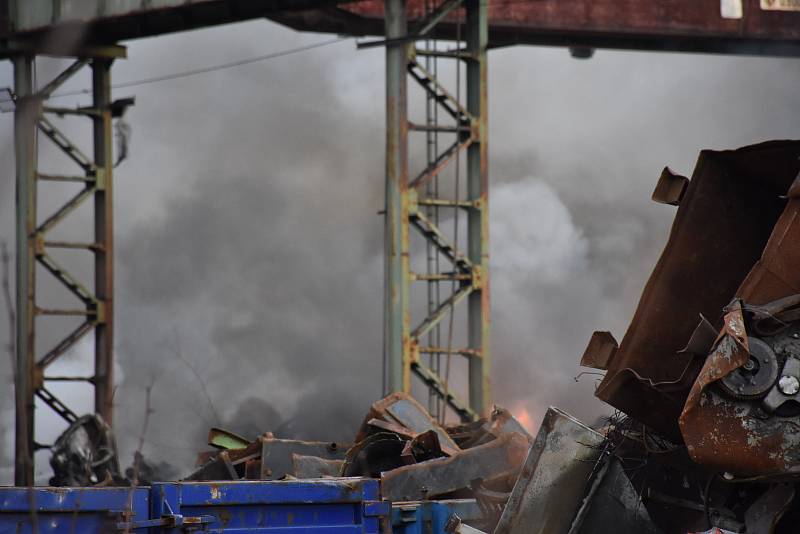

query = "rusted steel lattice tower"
[10, 47, 124, 486]
[383, 0, 489, 421]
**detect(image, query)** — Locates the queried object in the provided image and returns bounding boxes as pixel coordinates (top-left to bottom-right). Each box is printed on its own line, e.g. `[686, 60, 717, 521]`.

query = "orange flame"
[514, 407, 535, 434]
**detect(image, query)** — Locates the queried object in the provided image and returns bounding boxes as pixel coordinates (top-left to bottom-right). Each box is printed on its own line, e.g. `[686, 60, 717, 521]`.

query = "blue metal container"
[0, 486, 150, 533]
[145, 479, 386, 533]
[391, 499, 482, 534]
[0, 478, 386, 533]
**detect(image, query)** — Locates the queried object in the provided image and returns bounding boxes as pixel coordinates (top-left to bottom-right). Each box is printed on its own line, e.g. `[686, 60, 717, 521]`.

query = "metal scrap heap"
[186, 393, 531, 531]
[45, 141, 800, 533]
[181, 390, 668, 533]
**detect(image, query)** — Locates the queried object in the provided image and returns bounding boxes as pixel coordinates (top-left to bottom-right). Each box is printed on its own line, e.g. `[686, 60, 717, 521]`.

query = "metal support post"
[14, 55, 36, 487]
[384, 0, 410, 395]
[382, 0, 490, 420]
[465, 0, 489, 416]
[93, 60, 114, 424]
[12, 53, 119, 484]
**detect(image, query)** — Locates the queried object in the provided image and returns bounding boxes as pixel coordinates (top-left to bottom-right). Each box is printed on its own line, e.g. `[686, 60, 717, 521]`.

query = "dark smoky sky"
[1, 18, 800, 482]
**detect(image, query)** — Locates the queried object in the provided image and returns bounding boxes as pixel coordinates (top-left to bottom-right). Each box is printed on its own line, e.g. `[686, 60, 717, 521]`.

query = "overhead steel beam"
[271, 0, 800, 57]
[0, 0, 360, 48]
[4, 1, 799, 57]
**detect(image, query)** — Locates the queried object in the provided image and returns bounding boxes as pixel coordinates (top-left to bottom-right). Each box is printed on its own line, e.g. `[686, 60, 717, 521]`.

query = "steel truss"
[384, 0, 489, 421]
[13, 53, 119, 485]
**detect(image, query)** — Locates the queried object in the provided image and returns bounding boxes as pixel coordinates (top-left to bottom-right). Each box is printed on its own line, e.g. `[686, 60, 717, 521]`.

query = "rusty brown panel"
[594, 140, 800, 439]
[737, 177, 800, 304]
[651, 167, 689, 206]
[343, 0, 749, 34]
[580, 331, 618, 371]
[355, 392, 460, 453]
[677, 176, 800, 478]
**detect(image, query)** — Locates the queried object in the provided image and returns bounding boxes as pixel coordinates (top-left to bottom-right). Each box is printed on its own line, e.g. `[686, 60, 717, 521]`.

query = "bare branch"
[123, 378, 156, 534]
[170, 331, 221, 426]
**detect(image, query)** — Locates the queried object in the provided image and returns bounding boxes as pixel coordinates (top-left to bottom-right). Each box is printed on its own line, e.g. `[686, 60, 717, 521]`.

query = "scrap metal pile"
[46, 140, 800, 533]
[187, 393, 531, 531]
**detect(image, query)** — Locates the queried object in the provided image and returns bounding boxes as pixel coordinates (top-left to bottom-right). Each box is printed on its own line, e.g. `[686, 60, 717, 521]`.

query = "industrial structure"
[2, 0, 800, 486]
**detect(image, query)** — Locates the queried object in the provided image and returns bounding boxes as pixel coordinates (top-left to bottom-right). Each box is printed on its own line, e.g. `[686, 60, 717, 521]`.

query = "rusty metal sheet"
[356, 392, 460, 453]
[186, 449, 241, 481]
[589, 141, 800, 439]
[494, 407, 605, 534]
[567, 458, 660, 534]
[366, 418, 418, 439]
[679, 315, 718, 357]
[580, 331, 618, 371]
[260, 438, 348, 479]
[651, 167, 689, 206]
[445, 406, 531, 451]
[187, 437, 348, 481]
[737, 173, 800, 305]
[679, 170, 800, 478]
[381, 432, 529, 502]
[291, 454, 345, 478]
[445, 419, 489, 449]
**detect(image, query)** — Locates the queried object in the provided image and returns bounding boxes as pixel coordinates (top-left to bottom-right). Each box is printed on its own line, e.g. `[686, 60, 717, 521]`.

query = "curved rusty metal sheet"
[591, 140, 800, 439]
[679, 173, 800, 478]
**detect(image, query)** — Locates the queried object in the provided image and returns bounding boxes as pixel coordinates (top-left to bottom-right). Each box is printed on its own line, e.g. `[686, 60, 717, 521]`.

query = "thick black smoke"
[1, 19, 800, 482]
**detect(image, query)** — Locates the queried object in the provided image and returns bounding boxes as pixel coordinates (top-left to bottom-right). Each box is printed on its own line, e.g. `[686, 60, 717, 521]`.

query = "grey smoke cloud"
[1, 19, 800, 482]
